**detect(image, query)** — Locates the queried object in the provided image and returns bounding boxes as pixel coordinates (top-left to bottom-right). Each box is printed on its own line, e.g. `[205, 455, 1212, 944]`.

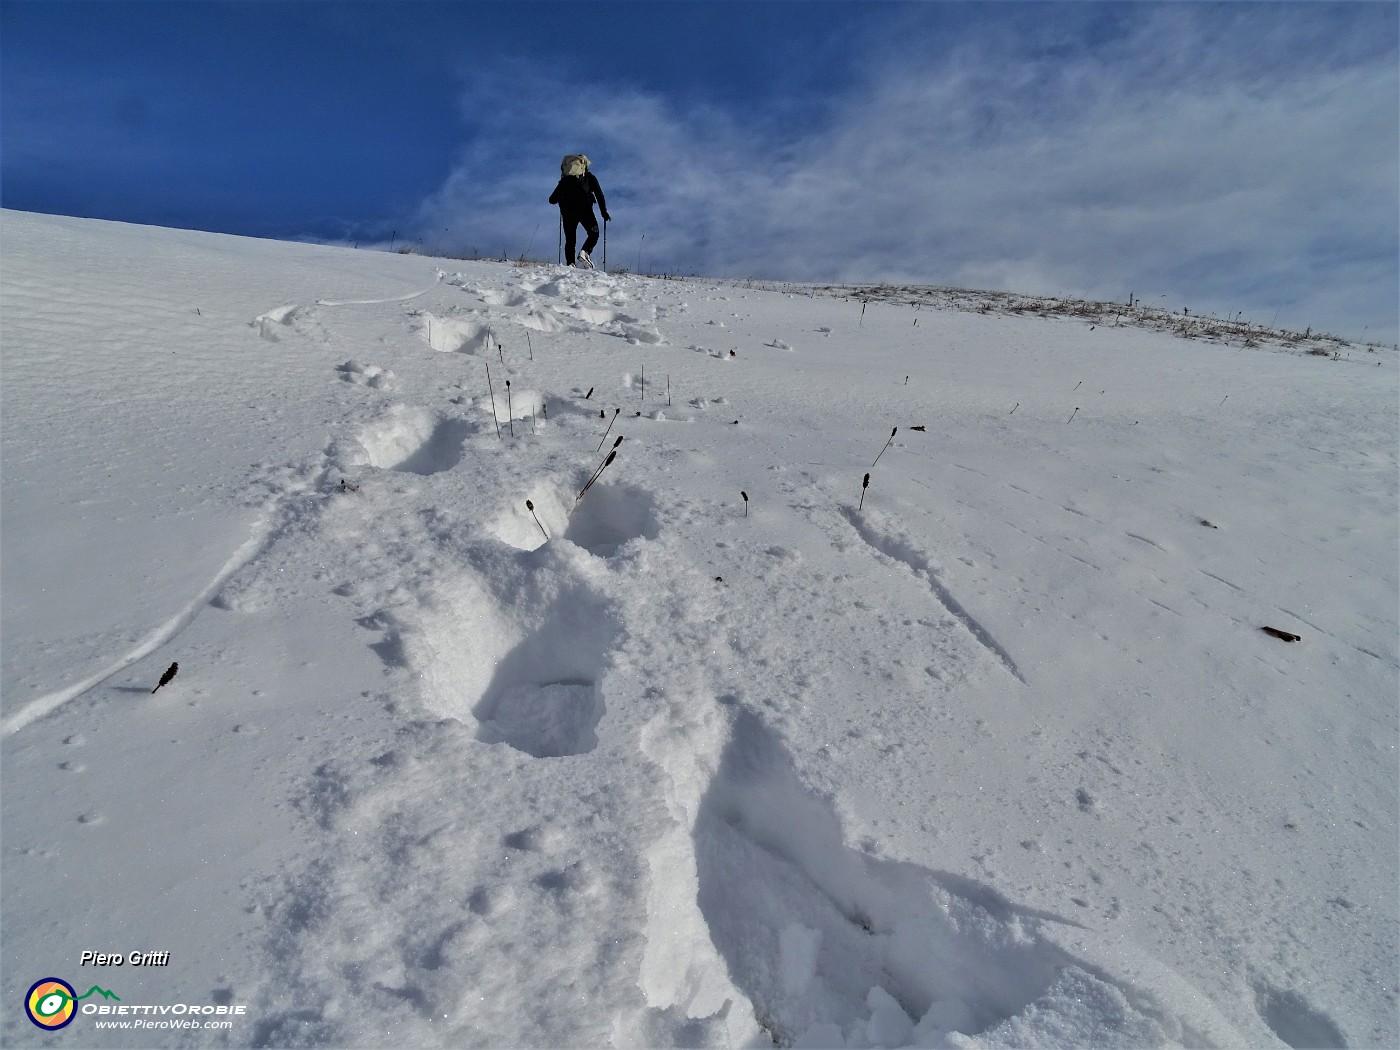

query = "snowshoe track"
[10, 233, 1361, 1047]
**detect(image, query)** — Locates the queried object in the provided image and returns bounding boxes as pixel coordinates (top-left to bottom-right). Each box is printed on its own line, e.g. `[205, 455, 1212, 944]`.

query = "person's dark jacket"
[550, 171, 610, 221]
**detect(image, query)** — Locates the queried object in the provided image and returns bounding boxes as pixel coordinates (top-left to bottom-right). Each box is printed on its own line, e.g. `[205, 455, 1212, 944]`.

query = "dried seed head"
[863, 473, 870, 488]
[741, 491, 748, 501]
[890, 426, 898, 437]
[526, 500, 535, 511]
[603, 450, 616, 467]
[613, 436, 623, 448]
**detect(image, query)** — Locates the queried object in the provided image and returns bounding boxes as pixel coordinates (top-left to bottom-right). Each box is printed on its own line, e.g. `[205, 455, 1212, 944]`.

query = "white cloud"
[414, 10, 1397, 342]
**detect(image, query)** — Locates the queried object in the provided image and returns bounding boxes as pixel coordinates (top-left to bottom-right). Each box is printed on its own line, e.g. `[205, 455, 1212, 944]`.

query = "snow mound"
[336, 359, 395, 388]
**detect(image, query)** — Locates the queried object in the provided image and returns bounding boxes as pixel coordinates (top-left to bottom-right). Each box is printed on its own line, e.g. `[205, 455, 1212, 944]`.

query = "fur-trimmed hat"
[561, 154, 590, 176]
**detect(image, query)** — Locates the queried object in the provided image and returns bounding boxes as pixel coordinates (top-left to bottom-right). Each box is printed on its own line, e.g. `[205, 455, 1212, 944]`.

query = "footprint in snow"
[253, 304, 302, 341]
[417, 311, 494, 354]
[348, 405, 477, 476]
[689, 709, 1233, 1047]
[382, 483, 661, 758]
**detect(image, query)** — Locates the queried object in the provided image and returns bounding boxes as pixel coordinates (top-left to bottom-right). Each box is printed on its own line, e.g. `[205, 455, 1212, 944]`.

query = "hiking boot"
[576, 250, 594, 269]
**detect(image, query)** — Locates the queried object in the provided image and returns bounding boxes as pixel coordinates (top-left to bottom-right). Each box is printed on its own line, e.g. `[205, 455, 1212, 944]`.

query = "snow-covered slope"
[2, 209, 1395, 1048]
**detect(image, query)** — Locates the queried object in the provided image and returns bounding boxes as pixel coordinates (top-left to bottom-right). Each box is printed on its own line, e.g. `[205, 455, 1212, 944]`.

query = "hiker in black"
[550, 154, 610, 268]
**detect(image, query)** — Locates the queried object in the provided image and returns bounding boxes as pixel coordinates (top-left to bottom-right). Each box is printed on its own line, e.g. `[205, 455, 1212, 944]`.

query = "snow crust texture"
[2, 211, 1395, 1049]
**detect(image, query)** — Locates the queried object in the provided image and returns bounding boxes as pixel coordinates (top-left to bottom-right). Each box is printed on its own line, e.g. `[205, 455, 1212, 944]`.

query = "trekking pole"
[602, 219, 607, 271]
[557, 216, 563, 265]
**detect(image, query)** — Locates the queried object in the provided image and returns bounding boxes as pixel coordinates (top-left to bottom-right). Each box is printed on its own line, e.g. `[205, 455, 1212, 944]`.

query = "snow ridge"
[840, 507, 1027, 684]
[1, 517, 274, 738]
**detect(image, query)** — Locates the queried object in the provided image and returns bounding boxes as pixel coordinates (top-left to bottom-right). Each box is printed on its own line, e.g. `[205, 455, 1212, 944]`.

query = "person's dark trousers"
[562, 209, 600, 265]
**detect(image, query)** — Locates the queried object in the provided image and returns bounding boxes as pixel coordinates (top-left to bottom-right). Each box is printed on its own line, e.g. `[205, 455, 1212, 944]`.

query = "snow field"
[2, 210, 1395, 1048]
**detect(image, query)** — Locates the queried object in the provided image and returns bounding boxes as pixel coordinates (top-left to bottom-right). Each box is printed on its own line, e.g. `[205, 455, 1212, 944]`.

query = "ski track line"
[1275, 606, 1399, 668]
[839, 508, 1027, 685]
[1352, 644, 1397, 668]
[1, 518, 275, 738]
[909, 477, 1110, 577]
[1125, 532, 1168, 552]
[316, 276, 443, 308]
[1198, 569, 1246, 594]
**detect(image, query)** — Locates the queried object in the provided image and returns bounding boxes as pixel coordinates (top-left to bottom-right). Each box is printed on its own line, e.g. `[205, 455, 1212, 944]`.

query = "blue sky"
[3, 1, 1396, 341]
